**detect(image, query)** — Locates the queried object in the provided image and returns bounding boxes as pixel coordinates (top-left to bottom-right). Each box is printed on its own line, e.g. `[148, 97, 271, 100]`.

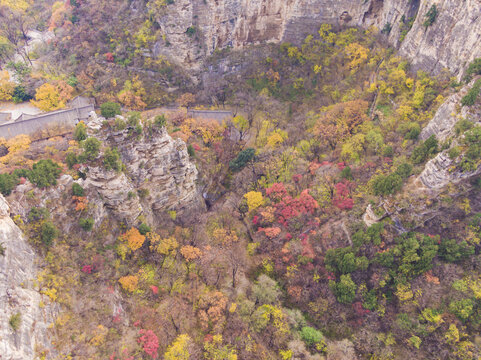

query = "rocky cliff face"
[154, 0, 481, 77]
[154, 0, 407, 70]
[0, 195, 55, 359]
[419, 152, 471, 189]
[82, 114, 202, 225]
[419, 82, 480, 142]
[399, 0, 481, 77]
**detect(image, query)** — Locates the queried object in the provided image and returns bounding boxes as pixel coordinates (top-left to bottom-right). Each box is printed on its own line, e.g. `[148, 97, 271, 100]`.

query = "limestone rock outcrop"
[0, 195, 55, 359]
[111, 128, 200, 214]
[399, 0, 481, 77]
[154, 0, 411, 70]
[419, 82, 477, 142]
[82, 121, 202, 225]
[419, 152, 481, 189]
[152, 0, 481, 78]
[82, 166, 143, 225]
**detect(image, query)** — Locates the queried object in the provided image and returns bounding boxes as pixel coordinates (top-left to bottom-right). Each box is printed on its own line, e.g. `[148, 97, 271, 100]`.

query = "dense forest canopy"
[1, 1, 481, 359]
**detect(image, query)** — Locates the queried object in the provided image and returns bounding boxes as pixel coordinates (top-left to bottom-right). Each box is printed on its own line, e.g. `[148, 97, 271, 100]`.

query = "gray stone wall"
[0, 105, 94, 140]
[188, 109, 232, 122]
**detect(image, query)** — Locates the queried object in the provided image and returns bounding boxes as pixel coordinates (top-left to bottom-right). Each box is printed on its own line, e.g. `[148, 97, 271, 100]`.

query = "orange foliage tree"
[197, 290, 228, 332]
[120, 227, 146, 251]
[313, 100, 369, 150]
[119, 275, 139, 293]
[180, 245, 202, 262]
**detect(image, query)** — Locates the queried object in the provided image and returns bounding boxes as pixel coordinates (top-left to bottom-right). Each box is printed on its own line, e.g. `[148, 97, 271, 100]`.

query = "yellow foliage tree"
[178, 92, 196, 108]
[0, 0, 31, 11]
[164, 334, 191, 360]
[31, 83, 66, 112]
[149, 233, 178, 256]
[0, 134, 31, 165]
[244, 191, 264, 212]
[118, 275, 138, 293]
[117, 77, 147, 110]
[0, 70, 14, 101]
[266, 129, 288, 148]
[204, 334, 238, 360]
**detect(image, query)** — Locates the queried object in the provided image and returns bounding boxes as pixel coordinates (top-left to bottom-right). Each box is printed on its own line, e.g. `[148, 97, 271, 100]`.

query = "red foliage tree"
[332, 181, 355, 210]
[105, 52, 114, 62]
[138, 329, 159, 359]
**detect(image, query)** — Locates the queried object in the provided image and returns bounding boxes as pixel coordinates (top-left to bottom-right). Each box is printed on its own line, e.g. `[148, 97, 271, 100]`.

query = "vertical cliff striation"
[151, 0, 481, 77]
[0, 195, 55, 359]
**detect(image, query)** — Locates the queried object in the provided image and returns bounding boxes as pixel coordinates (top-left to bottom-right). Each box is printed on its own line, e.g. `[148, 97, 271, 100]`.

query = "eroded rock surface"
[112, 128, 200, 214]
[151, 0, 481, 78]
[0, 195, 55, 359]
[419, 152, 481, 189]
[82, 119, 202, 225]
[82, 166, 143, 225]
[399, 0, 481, 77]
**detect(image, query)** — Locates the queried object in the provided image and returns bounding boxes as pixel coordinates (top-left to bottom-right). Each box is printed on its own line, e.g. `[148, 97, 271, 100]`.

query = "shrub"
[79, 217, 94, 231]
[28, 207, 50, 222]
[12, 85, 32, 103]
[382, 145, 394, 158]
[187, 144, 195, 157]
[103, 147, 122, 172]
[41, 221, 58, 246]
[394, 163, 412, 179]
[423, 5, 438, 28]
[381, 22, 392, 35]
[72, 183, 84, 196]
[371, 173, 403, 196]
[127, 111, 141, 126]
[252, 274, 282, 305]
[28, 160, 62, 188]
[74, 122, 87, 141]
[9, 312, 21, 331]
[363, 289, 378, 310]
[100, 102, 121, 118]
[138, 223, 151, 235]
[411, 135, 438, 164]
[449, 298, 474, 322]
[300, 326, 324, 347]
[340, 166, 352, 180]
[460, 126, 481, 171]
[448, 146, 461, 159]
[0, 173, 17, 195]
[439, 239, 474, 262]
[185, 26, 196, 36]
[403, 122, 421, 140]
[229, 148, 255, 171]
[114, 117, 126, 131]
[461, 79, 481, 107]
[154, 114, 166, 127]
[330, 274, 357, 304]
[82, 137, 101, 161]
[464, 58, 481, 82]
[65, 152, 78, 169]
[455, 119, 473, 135]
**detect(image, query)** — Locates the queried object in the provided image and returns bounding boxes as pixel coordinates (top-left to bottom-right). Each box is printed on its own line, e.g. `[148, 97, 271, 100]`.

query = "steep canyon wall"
[153, 0, 481, 77]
